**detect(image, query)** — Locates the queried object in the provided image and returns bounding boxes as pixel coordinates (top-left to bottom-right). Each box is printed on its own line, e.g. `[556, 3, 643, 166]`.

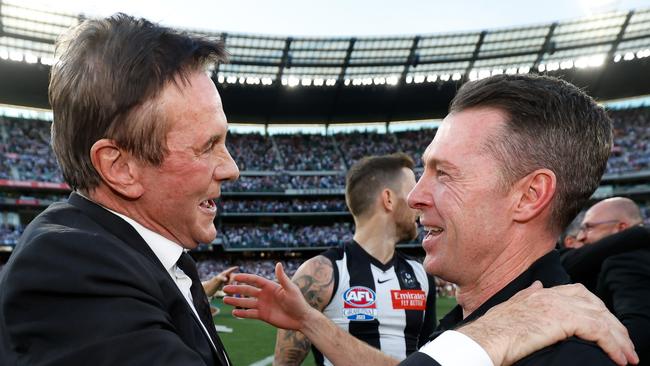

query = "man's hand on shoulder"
[458, 281, 638, 366]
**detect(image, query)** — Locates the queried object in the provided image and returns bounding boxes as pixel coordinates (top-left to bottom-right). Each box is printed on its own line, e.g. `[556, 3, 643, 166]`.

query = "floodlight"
[426, 74, 437, 82]
[24, 54, 38, 64]
[478, 70, 490, 79]
[546, 62, 559, 71]
[238, 77, 246, 84]
[575, 58, 589, 69]
[386, 76, 399, 86]
[538, 64, 546, 72]
[326, 79, 337, 86]
[505, 68, 517, 75]
[613, 54, 622, 62]
[588, 55, 604, 67]
[468, 71, 478, 81]
[281, 77, 288, 86]
[314, 78, 324, 86]
[0, 49, 8, 60]
[227, 76, 237, 84]
[40, 56, 55, 66]
[490, 69, 503, 76]
[405, 76, 413, 84]
[414, 75, 425, 83]
[440, 74, 450, 81]
[624, 52, 635, 61]
[344, 79, 351, 86]
[217, 75, 225, 83]
[451, 73, 462, 81]
[518, 66, 530, 74]
[560, 60, 573, 70]
[288, 76, 300, 87]
[9, 51, 23, 62]
[301, 78, 312, 86]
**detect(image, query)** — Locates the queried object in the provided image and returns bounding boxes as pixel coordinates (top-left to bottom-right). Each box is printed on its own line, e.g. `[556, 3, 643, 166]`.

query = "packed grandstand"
[1, 1, 650, 293]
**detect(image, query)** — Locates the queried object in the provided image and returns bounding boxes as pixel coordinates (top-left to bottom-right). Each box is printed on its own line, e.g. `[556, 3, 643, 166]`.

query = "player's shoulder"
[294, 254, 335, 279]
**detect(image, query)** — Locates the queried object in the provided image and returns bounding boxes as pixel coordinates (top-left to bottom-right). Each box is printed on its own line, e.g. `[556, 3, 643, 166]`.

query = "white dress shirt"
[107, 209, 218, 351]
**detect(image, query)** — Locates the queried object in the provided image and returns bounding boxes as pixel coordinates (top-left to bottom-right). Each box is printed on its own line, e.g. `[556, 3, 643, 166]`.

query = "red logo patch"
[391, 290, 426, 310]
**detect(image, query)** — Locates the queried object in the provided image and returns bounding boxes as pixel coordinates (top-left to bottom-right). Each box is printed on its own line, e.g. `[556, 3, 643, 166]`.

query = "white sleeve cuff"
[418, 330, 494, 366]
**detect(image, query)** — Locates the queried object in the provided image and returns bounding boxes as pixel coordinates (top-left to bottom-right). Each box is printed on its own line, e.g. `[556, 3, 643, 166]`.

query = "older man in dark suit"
[0, 14, 238, 365]
[563, 197, 650, 365]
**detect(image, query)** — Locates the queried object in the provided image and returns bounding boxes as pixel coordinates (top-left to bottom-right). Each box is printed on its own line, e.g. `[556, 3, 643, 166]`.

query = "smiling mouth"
[423, 226, 444, 238]
[199, 199, 217, 213]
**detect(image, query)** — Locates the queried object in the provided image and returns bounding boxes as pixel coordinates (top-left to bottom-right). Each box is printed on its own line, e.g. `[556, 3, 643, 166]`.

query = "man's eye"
[436, 169, 447, 177]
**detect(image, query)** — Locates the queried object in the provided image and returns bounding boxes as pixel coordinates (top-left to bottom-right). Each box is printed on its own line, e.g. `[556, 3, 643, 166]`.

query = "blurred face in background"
[393, 167, 419, 243]
[577, 204, 625, 245]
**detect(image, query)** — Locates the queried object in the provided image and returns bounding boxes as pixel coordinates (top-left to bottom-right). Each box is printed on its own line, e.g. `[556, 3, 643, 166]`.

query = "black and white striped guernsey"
[313, 241, 436, 366]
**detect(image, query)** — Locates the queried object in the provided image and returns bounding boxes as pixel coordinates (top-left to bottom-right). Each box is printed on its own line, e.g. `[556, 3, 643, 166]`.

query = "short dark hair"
[450, 74, 612, 233]
[49, 13, 227, 192]
[345, 153, 415, 218]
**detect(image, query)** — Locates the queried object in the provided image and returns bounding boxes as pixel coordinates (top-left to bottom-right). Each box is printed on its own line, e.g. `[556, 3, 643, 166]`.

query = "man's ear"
[381, 188, 394, 212]
[512, 169, 556, 223]
[90, 139, 144, 199]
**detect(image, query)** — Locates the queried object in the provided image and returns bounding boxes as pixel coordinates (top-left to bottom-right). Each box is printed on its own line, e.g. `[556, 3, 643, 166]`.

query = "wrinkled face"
[393, 168, 419, 243]
[576, 204, 621, 245]
[407, 107, 513, 285]
[137, 71, 239, 249]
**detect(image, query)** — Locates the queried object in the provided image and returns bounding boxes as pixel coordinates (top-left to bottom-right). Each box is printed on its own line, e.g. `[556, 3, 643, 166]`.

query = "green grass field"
[213, 296, 457, 366]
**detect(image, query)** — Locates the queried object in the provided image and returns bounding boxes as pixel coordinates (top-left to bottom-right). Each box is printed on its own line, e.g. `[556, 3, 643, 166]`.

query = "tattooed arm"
[273, 255, 334, 366]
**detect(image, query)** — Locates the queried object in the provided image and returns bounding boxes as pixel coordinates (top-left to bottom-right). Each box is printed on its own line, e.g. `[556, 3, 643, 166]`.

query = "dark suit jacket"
[561, 226, 650, 365]
[597, 248, 650, 365]
[561, 225, 650, 293]
[0, 193, 226, 365]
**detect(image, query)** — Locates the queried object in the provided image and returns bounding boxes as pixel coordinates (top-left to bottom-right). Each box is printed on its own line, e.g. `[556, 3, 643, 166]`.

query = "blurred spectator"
[0, 117, 63, 183]
[226, 132, 279, 171]
[274, 133, 345, 170]
[222, 222, 354, 249]
[336, 131, 396, 167]
[219, 198, 347, 213]
[606, 107, 650, 174]
[222, 174, 345, 192]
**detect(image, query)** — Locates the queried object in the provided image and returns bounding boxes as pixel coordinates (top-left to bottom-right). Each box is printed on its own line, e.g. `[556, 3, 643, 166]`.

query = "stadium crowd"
[273, 133, 345, 171]
[222, 222, 354, 248]
[219, 198, 347, 213]
[607, 107, 650, 174]
[3, 107, 650, 187]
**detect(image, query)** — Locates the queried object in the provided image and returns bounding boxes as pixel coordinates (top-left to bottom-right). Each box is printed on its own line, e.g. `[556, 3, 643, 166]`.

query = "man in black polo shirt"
[224, 74, 638, 366]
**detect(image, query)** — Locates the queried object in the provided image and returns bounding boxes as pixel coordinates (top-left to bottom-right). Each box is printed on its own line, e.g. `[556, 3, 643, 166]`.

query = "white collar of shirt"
[105, 209, 184, 272]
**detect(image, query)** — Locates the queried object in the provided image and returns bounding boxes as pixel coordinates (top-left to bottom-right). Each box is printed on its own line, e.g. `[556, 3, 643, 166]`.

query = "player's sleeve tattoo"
[274, 256, 334, 366]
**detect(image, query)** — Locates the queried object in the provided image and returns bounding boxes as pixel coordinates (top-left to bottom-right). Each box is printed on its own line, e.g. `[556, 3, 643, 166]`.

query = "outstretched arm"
[226, 263, 399, 366]
[274, 256, 335, 366]
[201, 266, 238, 298]
[224, 263, 638, 366]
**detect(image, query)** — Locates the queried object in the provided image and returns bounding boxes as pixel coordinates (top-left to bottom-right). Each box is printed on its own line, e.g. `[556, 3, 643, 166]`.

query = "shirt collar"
[105, 209, 185, 272]
[435, 250, 569, 336]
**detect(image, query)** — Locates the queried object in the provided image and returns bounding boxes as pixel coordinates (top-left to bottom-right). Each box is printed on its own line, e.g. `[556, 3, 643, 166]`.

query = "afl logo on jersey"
[342, 286, 377, 321]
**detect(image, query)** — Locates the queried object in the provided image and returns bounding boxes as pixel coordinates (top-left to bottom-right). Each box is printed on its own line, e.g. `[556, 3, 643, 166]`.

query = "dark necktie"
[177, 252, 231, 366]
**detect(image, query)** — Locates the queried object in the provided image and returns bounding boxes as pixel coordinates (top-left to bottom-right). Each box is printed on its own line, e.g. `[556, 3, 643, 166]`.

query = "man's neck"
[352, 217, 397, 264]
[455, 233, 555, 318]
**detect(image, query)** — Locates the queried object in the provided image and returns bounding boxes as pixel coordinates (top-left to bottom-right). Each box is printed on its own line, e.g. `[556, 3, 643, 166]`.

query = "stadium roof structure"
[1, 0, 650, 124]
